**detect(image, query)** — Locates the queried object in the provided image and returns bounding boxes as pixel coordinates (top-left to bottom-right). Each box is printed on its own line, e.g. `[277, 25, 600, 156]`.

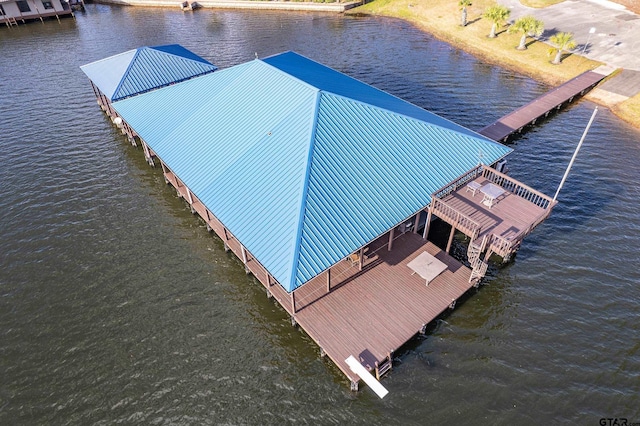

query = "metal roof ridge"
[285, 90, 322, 293]
[257, 57, 322, 94]
[111, 47, 146, 101]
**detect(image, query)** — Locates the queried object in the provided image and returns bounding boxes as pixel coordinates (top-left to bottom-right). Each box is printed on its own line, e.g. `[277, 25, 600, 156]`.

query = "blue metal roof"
[112, 52, 512, 292]
[80, 45, 216, 101]
[263, 51, 480, 139]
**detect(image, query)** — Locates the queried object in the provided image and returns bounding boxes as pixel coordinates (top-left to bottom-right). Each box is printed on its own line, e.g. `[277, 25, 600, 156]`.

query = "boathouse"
[0, 0, 73, 26]
[84, 51, 556, 392]
[80, 45, 217, 148]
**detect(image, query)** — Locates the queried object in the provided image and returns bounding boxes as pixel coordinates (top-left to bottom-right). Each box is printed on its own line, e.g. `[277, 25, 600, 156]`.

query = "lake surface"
[1, 5, 639, 425]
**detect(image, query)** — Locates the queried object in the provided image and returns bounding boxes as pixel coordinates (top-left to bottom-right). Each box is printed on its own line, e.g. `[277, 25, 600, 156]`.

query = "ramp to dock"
[479, 66, 614, 142]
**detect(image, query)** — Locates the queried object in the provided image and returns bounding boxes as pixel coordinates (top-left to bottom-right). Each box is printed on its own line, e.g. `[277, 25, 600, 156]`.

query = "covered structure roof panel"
[112, 52, 512, 292]
[80, 44, 216, 101]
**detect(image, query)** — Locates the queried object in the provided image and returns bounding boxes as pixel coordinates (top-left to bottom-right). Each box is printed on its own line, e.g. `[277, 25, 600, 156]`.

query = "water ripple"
[1, 6, 640, 425]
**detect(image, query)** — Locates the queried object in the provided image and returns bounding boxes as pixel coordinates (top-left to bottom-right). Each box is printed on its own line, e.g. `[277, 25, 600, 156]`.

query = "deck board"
[294, 232, 475, 383]
[444, 176, 547, 243]
[479, 70, 608, 141]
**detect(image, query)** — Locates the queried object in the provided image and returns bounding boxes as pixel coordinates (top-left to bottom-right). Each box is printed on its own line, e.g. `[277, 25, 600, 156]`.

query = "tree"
[549, 32, 577, 64]
[484, 4, 510, 38]
[459, 0, 472, 27]
[509, 15, 544, 50]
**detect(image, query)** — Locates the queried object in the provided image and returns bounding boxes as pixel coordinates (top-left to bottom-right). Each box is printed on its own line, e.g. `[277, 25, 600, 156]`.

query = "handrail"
[487, 233, 513, 257]
[481, 165, 556, 210]
[431, 197, 481, 237]
[431, 164, 483, 199]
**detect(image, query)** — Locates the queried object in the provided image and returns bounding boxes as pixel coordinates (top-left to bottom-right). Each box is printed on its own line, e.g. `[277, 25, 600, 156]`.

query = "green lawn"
[349, 0, 640, 128]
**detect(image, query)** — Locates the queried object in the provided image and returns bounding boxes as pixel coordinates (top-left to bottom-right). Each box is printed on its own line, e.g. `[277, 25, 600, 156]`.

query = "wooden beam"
[358, 247, 364, 271]
[291, 290, 296, 314]
[326, 268, 331, 293]
[423, 207, 433, 240]
[222, 228, 230, 252]
[413, 212, 421, 234]
[387, 228, 394, 251]
[241, 245, 249, 274]
[446, 221, 458, 253]
[484, 249, 493, 262]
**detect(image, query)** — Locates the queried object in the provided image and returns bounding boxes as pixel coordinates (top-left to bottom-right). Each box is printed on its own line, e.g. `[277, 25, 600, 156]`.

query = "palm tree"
[549, 31, 577, 64]
[509, 15, 544, 50]
[484, 4, 510, 38]
[459, 0, 472, 27]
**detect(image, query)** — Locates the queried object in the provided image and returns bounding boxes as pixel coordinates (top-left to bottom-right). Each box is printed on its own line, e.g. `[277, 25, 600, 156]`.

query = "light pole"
[581, 27, 596, 57]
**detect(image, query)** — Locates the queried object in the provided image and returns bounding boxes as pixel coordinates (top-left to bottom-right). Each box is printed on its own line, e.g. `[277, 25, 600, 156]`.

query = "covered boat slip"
[160, 160, 553, 387]
[84, 49, 557, 391]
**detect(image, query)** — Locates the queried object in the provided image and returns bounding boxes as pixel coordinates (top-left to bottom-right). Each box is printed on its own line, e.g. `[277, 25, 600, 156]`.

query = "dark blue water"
[1, 5, 639, 424]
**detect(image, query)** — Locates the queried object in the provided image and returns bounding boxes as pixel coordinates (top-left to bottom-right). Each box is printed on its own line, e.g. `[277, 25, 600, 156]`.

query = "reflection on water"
[1, 5, 639, 424]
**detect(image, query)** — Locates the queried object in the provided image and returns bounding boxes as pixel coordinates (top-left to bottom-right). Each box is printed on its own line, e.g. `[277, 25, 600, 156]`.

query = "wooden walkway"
[294, 232, 475, 384]
[479, 67, 613, 142]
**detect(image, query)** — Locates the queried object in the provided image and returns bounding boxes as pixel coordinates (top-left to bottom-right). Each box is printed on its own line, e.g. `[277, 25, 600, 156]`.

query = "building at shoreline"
[1, 0, 75, 26]
[82, 47, 555, 393]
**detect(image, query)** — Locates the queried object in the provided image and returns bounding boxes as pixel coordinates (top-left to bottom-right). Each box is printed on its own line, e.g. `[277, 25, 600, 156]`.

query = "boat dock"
[160, 161, 555, 388]
[479, 66, 614, 142]
[82, 48, 557, 393]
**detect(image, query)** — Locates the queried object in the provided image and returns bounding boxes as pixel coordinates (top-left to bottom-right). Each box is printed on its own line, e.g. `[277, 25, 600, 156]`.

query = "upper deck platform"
[429, 164, 556, 260]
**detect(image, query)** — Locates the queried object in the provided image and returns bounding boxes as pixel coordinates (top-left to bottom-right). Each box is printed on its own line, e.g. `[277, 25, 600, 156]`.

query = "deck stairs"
[5, 16, 19, 27]
[468, 235, 489, 283]
[374, 354, 393, 380]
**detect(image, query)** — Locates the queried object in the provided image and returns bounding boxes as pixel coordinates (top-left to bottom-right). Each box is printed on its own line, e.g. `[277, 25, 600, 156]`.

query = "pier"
[479, 66, 614, 142]
[83, 48, 556, 393]
[160, 161, 555, 388]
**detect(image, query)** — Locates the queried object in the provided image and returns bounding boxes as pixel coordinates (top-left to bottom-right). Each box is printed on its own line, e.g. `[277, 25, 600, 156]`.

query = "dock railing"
[487, 233, 514, 258]
[432, 164, 484, 200]
[481, 165, 556, 211]
[431, 197, 481, 239]
[432, 164, 557, 213]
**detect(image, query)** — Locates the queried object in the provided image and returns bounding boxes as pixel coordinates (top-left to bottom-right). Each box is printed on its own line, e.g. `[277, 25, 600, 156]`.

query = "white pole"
[553, 107, 598, 202]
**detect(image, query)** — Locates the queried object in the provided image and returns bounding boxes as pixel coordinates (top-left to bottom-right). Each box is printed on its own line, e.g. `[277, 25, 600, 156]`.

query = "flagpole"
[553, 107, 598, 203]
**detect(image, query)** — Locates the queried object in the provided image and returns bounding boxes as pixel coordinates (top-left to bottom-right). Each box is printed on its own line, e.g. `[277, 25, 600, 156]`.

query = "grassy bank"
[349, 0, 640, 129]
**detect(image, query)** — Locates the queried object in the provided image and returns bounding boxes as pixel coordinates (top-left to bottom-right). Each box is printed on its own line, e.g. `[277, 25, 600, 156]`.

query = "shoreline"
[94, 0, 363, 12]
[348, 0, 640, 130]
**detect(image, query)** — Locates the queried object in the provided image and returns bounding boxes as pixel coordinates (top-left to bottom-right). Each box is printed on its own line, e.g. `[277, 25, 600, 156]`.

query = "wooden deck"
[429, 164, 555, 260]
[1, 10, 74, 26]
[294, 232, 475, 384]
[479, 68, 612, 142]
[444, 176, 546, 246]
